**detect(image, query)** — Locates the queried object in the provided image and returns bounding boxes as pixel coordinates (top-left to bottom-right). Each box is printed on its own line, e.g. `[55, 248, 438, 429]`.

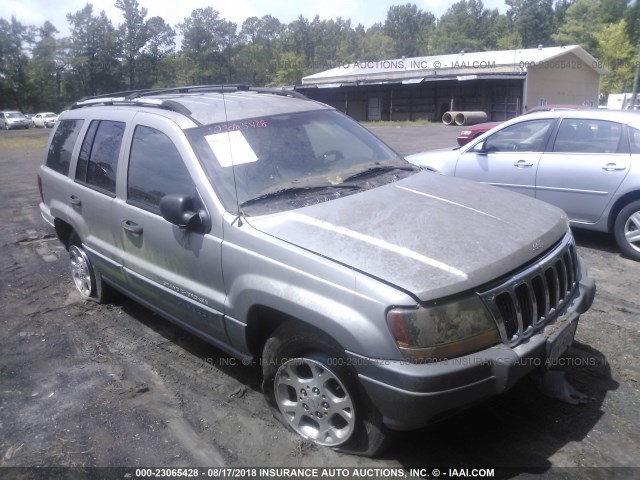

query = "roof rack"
[69, 85, 309, 123]
[72, 84, 307, 107]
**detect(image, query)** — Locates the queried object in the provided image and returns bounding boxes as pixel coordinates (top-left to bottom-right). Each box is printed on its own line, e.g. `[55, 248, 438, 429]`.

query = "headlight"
[460, 130, 472, 136]
[387, 295, 500, 361]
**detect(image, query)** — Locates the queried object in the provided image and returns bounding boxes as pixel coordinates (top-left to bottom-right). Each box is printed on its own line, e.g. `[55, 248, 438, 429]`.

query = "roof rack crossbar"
[70, 98, 193, 117]
[249, 87, 308, 100]
[125, 84, 252, 100]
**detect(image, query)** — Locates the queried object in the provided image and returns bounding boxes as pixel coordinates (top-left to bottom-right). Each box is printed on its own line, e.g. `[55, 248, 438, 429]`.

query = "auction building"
[296, 45, 607, 123]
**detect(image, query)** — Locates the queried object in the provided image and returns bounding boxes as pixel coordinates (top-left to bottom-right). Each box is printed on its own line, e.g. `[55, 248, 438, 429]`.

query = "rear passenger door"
[536, 118, 630, 224]
[113, 113, 228, 343]
[69, 111, 135, 285]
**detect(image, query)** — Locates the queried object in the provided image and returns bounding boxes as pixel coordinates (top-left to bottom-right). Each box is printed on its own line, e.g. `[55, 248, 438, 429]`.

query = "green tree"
[285, 15, 317, 67]
[137, 16, 175, 87]
[431, 0, 507, 54]
[625, 0, 640, 45]
[178, 7, 236, 84]
[496, 30, 523, 49]
[237, 15, 283, 85]
[553, 0, 573, 29]
[597, 20, 635, 94]
[360, 24, 396, 61]
[506, 0, 555, 48]
[115, 0, 149, 89]
[598, 0, 627, 24]
[273, 51, 306, 85]
[383, 3, 435, 57]
[552, 0, 601, 52]
[27, 21, 62, 109]
[0, 16, 34, 109]
[66, 4, 123, 97]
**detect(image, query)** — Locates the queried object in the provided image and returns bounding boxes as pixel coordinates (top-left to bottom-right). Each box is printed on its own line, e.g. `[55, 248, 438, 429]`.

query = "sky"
[0, 0, 507, 38]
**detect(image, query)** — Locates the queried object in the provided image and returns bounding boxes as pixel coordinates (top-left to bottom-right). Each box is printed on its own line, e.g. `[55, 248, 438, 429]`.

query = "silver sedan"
[407, 110, 640, 261]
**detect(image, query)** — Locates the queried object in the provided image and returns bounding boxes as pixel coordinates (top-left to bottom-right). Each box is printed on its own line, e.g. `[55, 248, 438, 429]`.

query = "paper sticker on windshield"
[204, 130, 258, 167]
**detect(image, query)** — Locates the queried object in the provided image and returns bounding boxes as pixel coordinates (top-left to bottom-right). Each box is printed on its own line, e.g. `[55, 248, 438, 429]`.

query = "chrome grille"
[480, 235, 579, 346]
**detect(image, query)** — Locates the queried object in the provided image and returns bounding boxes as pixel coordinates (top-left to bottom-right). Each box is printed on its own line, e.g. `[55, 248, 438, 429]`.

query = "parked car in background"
[32, 112, 59, 128]
[456, 105, 588, 146]
[38, 85, 594, 455]
[408, 109, 640, 261]
[0, 111, 31, 130]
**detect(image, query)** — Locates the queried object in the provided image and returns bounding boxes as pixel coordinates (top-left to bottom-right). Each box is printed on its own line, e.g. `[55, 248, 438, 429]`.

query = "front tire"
[614, 200, 640, 261]
[262, 322, 391, 456]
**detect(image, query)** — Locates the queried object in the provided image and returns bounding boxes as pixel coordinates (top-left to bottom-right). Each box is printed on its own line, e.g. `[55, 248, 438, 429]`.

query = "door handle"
[602, 163, 626, 171]
[513, 160, 534, 168]
[121, 220, 143, 235]
[69, 195, 81, 206]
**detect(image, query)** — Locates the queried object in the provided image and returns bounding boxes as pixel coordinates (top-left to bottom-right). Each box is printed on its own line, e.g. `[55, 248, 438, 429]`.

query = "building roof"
[301, 45, 608, 87]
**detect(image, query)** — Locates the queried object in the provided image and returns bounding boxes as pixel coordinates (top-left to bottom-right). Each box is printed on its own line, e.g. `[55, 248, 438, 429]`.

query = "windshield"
[186, 110, 415, 215]
[7, 112, 26, 119]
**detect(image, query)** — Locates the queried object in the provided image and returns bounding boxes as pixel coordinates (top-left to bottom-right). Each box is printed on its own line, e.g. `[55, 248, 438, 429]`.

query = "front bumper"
[350, 257, 595, 431]
[5, 122, 30, 129]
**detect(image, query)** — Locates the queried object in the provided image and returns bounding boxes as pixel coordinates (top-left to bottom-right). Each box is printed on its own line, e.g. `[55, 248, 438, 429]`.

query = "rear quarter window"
[629, 126, 640, 154]
[45, 119, 84, 175]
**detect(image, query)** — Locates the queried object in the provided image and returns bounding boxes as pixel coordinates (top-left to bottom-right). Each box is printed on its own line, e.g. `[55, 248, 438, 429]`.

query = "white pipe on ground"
[454, 111, 488, 126]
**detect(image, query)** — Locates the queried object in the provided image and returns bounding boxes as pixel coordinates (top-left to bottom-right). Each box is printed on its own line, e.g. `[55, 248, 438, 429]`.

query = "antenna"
[220, 89, 244, 227]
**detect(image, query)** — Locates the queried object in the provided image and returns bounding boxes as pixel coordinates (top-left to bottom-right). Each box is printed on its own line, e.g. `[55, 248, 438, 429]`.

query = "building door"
[367, 96, 382, 121]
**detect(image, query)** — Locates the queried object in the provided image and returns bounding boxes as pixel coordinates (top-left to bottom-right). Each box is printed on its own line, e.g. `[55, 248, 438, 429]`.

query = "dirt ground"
[0, 125, 638, 478]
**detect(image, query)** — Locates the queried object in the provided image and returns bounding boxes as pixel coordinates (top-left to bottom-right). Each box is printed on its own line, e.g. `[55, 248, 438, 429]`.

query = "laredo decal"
[162, 281, 209, 306]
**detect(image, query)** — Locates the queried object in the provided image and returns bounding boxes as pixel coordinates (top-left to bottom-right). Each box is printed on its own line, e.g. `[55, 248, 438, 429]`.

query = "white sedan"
[32, 112, 59, 128]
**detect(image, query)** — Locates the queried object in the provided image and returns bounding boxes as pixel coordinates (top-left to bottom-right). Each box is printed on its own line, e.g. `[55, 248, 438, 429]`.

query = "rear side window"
[45, 119, 84, 175]
[127, 125, 196, 213]
[552, 119, 623, 153]
[75, 120, 125, 194]
[629, 126, 640, 154]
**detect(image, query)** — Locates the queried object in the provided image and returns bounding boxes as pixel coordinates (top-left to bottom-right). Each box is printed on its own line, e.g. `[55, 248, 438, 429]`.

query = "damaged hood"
[246, 172, 569, 301]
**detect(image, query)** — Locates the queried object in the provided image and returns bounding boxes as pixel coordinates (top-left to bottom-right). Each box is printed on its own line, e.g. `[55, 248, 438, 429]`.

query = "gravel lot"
[0, 125, 638, 478]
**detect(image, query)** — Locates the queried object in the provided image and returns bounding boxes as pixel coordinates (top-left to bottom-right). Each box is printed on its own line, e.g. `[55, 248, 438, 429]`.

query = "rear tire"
[614, 200, 640, 261]
[68, 232, 112, 303]
[262, 322, 392, 457]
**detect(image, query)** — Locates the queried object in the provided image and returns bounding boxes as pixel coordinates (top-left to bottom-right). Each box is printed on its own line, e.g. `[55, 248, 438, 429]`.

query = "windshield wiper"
[239, 183, 360, 208]
[343, 164, 416, 182]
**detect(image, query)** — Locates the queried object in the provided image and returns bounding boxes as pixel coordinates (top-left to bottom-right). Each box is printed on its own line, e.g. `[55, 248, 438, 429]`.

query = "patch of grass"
[360, 119, 431, 127]
[0, 135, 48, 151]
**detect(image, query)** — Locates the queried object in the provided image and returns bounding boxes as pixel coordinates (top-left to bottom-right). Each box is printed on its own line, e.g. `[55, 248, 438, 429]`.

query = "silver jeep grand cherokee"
[38, 86, 595, 456]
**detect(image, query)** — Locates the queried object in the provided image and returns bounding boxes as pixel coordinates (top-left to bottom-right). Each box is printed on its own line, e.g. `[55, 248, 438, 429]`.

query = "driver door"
[455, 118, 557, 198]
[113, 113, 228, 343]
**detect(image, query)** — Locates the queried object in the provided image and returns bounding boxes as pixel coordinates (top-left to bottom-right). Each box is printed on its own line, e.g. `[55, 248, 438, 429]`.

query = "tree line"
[1, 0, 638, 112]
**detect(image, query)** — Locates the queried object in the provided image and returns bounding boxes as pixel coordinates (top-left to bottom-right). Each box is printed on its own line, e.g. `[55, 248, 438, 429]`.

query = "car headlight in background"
[387, 295, 500, 361]
[460, 130, 472, 136]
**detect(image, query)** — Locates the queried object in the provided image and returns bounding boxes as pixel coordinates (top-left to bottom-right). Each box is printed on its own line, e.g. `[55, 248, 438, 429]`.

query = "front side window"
[127, 125, 196, 213]
[484, 119, 554, 153]
[75, 120, 125, 194]
[45, 119, 84, 175]
[186, 110, 415, 215]
[552, 119, 623, 154]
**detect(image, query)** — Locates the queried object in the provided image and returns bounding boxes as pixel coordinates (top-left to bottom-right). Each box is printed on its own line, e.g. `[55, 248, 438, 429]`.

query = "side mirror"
[159, 194, 202, 231]
[472, 141, 487, 154]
